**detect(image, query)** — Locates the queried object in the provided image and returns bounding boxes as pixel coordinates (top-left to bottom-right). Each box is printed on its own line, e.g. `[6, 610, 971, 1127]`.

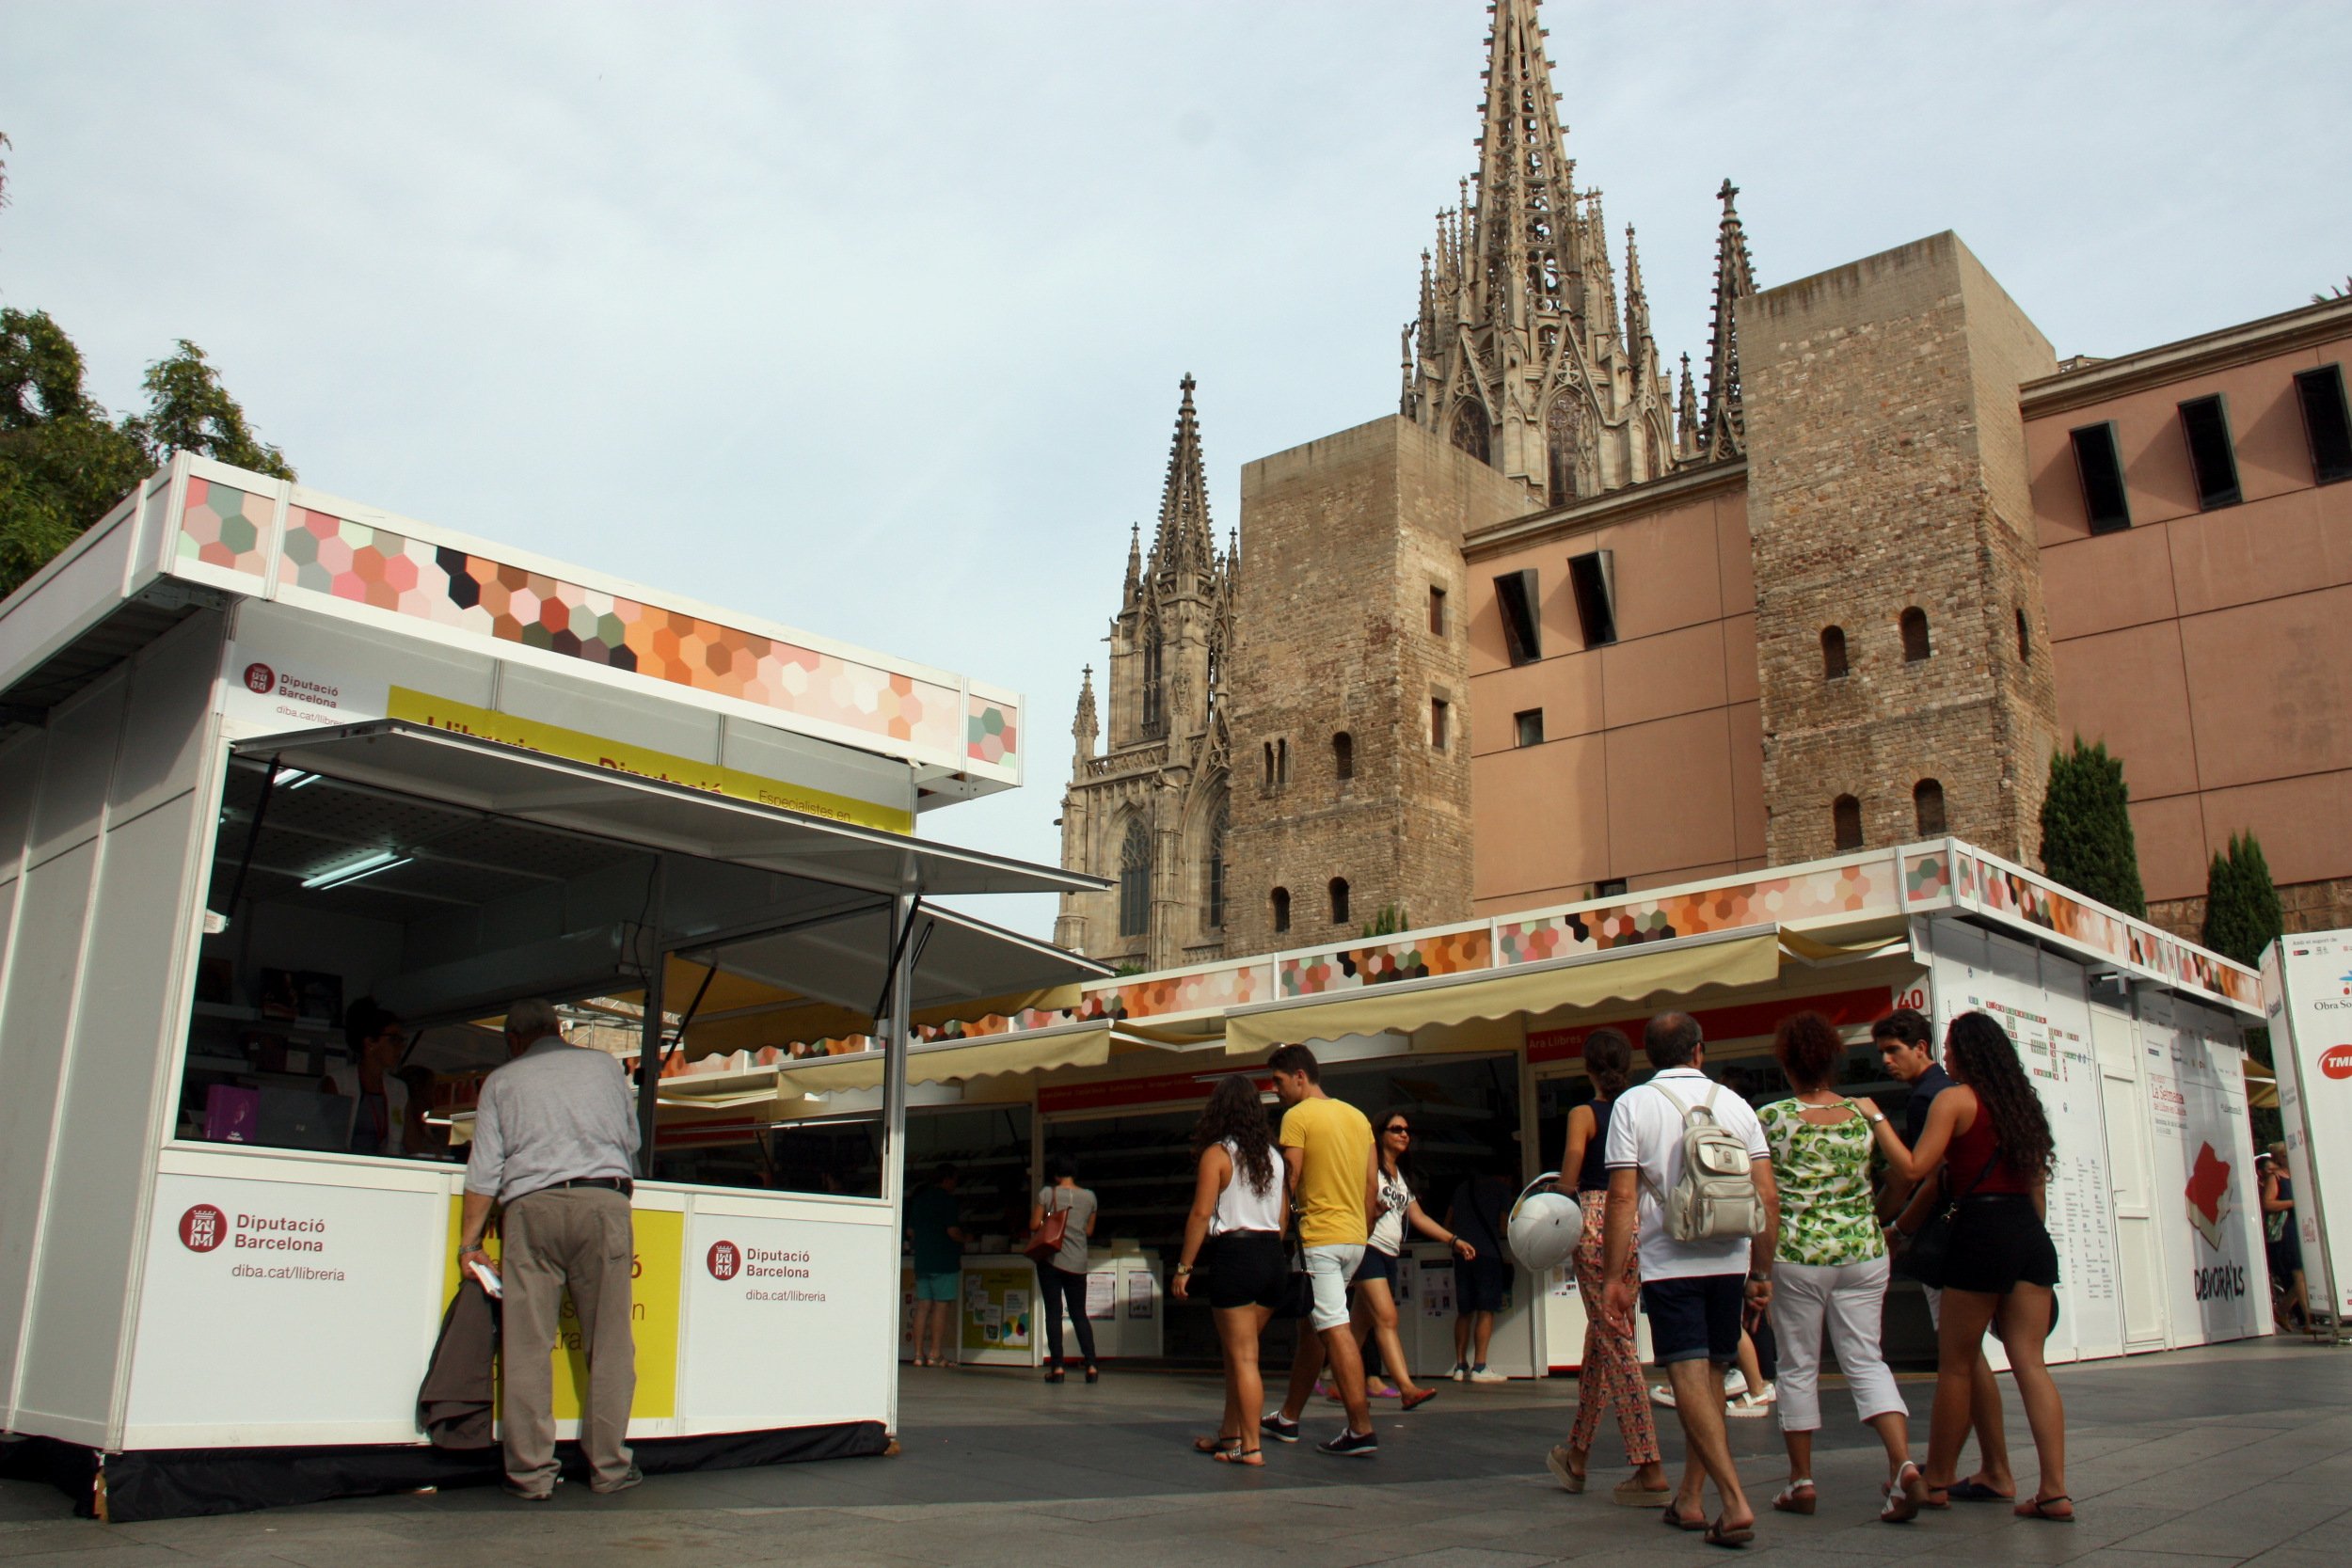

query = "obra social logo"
[707, 1240, 742, 1281]
[179, 1204, 229, 1253]
[2321, 1044, 2352, 1081]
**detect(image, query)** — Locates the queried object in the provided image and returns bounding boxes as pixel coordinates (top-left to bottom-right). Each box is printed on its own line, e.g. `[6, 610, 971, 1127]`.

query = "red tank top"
[1945, 1094, 2033, 1196]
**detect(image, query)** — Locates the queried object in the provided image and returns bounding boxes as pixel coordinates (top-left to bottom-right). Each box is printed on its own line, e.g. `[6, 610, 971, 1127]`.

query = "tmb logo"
[179, 1204, 228, 1253]
[2320, 1045, 2352, 1081]
[706, 1240, 741, 1281]
[243, 662, 276, 695]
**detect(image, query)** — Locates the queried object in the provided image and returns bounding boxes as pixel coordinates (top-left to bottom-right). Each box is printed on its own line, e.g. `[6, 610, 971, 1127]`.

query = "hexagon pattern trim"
[178, 478, 273, 576]
[272, 505, 1002, 764]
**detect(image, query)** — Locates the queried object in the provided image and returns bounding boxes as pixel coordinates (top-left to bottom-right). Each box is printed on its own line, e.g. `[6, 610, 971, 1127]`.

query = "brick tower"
[1742, 232, 2063, 865]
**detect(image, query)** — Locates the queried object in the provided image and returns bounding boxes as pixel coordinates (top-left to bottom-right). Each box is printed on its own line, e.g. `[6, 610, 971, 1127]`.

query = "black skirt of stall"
[4, 1421, 889, 1522]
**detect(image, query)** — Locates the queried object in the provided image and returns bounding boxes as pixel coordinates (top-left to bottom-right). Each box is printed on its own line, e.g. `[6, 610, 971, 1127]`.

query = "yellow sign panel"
[442, 1198, 681, 1421]
[387, 687, 914, 833]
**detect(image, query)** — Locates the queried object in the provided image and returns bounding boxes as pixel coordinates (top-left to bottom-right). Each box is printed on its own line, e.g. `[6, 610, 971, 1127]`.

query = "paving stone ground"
[6, 1338, 2349, 1566]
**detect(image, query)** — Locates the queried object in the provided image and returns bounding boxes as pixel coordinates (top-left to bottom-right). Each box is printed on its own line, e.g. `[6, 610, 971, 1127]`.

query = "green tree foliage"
[1359, 903, 1408, 940]
[2039, 736, 2147, 918]
[0, 309, 293, 596]
[2201, 831, 2284, 968]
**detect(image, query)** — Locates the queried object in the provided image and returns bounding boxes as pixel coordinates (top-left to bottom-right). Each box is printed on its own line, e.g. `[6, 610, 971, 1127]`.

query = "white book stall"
[0, 455, 1105, 1519]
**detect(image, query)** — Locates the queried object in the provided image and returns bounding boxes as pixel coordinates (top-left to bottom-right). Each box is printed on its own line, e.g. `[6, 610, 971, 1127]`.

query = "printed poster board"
[958, 1259, 1037, 1365]
[2264, 934, 2352, 1320]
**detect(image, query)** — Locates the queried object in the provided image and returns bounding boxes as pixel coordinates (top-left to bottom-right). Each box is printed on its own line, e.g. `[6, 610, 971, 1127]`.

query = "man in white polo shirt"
[1602, 1011, 1779, 1547]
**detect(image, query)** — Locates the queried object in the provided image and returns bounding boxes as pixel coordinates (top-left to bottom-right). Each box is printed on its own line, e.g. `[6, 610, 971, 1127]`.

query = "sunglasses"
[1383, 1124, 1411, 1136]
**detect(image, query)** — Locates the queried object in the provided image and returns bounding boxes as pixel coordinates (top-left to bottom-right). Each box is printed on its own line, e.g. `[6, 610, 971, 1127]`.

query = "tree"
[2202, 832, 2284, 968]
[0, 312, 293, 596]
[2039, 736, 2147, 918]
[126, 341, 294, 480]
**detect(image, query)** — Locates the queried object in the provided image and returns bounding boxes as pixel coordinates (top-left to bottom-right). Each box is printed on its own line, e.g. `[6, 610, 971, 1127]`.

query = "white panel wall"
[0, 610, 227, 1443]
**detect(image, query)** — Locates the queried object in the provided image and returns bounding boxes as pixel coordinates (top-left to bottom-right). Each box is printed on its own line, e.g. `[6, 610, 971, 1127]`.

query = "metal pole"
[880, 887, 916, 1437]
[635, 859, 667, 1178]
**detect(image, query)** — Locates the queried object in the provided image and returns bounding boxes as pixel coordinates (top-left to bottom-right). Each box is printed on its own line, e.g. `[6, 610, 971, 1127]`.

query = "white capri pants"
[1768, 1255, 1906, 1433]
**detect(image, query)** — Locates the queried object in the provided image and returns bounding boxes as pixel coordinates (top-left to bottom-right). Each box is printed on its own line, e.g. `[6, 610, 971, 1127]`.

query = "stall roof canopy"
[233, 721, 1101, 898]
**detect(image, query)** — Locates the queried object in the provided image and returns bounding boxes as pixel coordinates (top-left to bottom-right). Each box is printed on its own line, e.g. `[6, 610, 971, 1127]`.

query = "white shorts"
[1304, 1243, 1365, 1332]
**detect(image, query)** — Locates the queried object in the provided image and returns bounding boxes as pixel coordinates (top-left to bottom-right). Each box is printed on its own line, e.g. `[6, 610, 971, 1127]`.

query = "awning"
[1222, 927, 1788, 1055]
[2244, 1056, 2278, 1110]
[231, 721, 1104, 898]
[773, 1021, 1113, 1095]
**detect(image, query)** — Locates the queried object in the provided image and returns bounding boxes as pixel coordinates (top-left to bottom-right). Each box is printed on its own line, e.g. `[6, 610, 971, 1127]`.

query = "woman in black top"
[1546, 1029, 1665, 1502]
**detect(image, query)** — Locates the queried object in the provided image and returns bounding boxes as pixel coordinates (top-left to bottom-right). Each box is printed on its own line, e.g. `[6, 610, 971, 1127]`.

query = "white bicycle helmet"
[1506, 1173, 1582, 1274]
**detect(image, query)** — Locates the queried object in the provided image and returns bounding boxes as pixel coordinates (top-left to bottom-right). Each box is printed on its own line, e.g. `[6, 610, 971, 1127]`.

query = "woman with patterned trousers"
[1760, 1012, 1932, 1524]
[1545, 1029, 1667, 1505]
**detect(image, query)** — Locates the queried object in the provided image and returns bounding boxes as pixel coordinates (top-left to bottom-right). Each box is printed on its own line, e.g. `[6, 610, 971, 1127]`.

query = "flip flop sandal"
[1613, 1478, 1672, 1508]
[1944, 1479, 2013, 1502]
[2015, 1494, 2075, 1523]
[1704, 1518, 1756, 1549]
[1212, 1447, 1265, 1466]
[1399, 1387, 1439, 1411]
[1881, 1462, 1926, 1524]
[1193, 1434, 1241, 1456]
[1772, 1481, 1816, 1515]
[1661, 1503, 1711, 1531]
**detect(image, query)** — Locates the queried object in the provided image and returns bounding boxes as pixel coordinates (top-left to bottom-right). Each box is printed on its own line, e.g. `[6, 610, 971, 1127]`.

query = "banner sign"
[2264, 933, 2352, 1319]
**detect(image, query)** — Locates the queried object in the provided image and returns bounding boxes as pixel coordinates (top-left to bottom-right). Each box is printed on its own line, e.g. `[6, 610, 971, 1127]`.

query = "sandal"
[1193, 1434, 1241, 1456]
[1944, 1478, 2013, 1502]
[1880, 1461, 1926, 1524]
[1399, 1387, 1438, 1412]
[1211, 1446, 1264, 1466]
[1704, 1517, 1756, 1548]
[2015, 1494, 2074, 1523]
[1661, 1502, 1710, 1531]
[1613, 1476, 1671, 1508]
[1771, 1481, 1816, 1515]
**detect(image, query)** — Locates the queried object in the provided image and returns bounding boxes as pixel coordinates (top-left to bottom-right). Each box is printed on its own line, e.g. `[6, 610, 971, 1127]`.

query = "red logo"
[243, 662, 276, 694]
[706, 1240, 740, 1280]
[2320, 1045, 2352, 1080]
[179, 1204, 228, 1252]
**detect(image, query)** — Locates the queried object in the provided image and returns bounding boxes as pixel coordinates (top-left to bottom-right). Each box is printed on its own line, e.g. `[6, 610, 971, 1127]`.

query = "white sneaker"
[1451, 1363, 1470, 1383]
[1469, 1365, 1507, 1384]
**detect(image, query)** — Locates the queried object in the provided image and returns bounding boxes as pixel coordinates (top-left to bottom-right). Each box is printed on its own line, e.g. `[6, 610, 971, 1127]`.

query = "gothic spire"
[1622, 223, 1650, 364]
[1073, 665, 1097, 762]
[1700, 178, 1757, 462]
[1121, 521, 1142, 610]
[1677, 352, 1700, 461]
[1151, 373, 1216, 583]
[1469, 0, 1588, 334]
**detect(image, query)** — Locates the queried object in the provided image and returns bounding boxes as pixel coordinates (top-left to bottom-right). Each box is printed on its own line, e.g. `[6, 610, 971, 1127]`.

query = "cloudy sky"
[5, 1, 2345, 938]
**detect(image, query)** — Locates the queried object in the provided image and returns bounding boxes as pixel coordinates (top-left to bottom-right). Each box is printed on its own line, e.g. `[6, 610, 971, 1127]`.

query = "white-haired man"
[455, 999, 643, 1499]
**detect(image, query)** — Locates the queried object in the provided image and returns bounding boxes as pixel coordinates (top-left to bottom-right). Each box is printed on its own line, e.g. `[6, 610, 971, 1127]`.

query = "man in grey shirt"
[456, 999, 642, 1499]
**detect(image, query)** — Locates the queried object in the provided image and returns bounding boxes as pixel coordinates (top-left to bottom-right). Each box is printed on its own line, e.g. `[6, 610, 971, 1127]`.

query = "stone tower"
[1223, 417, 1530, 958]
[1743, 233, 2062, 866]
[1055, 378, 1236, 970]
[1400, 0, 1681, 505]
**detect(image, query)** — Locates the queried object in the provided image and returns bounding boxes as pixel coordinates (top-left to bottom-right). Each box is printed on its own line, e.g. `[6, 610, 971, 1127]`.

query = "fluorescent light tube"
[302, 849, 407, 890]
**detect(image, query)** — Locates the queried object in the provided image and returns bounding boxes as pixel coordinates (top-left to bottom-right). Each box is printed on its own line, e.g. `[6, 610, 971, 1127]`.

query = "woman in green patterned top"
[1761, 1011, 1931, 1525]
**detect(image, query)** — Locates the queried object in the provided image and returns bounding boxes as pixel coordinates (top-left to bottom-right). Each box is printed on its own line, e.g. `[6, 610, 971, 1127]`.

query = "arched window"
[1450, 399, 1492, 465]
[1328, 878, 1351, 926]
[1833, 795, 1864, 852]
[1271, 886, 1292, 934]
[1820, 626, 1849, 680]
[1118, 817, 1152, 939]
[1277, 738, 1290, 785]
[1900, 607, 1931, 663]
[1204, 804, 1228, 930]
[1914, 779, 1947, 836]
[1263, 741, 1276, 787]
[1141, 637, 1164, 737]
[1546, 397, 1581, 502]
[2015, 607, 2031, 663]
[1333, 731, 1354, 782]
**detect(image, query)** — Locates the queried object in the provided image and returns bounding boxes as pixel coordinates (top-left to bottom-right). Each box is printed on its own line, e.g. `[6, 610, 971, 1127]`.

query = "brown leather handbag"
[1025, 1191, 1071, 1265]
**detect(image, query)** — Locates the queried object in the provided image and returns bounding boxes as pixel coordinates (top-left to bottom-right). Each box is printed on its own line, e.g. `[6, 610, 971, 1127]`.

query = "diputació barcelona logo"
[706, 1240, 741, 1280]
[243, 662, 276, 695]
[179, 1204, 228, 1252]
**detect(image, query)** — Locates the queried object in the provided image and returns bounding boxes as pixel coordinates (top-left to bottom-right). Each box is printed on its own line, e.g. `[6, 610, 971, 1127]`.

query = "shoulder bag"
[1025, 1189, 1071, 1266]
[1895, 1149, 1999, 1289]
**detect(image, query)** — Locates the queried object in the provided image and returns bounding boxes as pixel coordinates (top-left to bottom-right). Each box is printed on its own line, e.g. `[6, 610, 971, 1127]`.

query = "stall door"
[2094, 1006, 2165, 1353]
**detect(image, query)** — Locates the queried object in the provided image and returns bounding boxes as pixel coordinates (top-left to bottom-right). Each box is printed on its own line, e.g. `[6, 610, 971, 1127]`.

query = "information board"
[2264, 934, 2352, 1320]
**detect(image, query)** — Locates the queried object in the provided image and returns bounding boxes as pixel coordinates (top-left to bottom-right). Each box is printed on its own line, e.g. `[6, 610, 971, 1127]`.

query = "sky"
[4, 1, 2346, 940]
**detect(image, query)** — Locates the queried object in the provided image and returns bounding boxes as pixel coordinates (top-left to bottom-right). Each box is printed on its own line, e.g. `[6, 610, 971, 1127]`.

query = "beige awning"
[1222, 927, 1787, 1055]
[772, 1021, 1113, 1095]
[2244, 1055, 2279, 1110]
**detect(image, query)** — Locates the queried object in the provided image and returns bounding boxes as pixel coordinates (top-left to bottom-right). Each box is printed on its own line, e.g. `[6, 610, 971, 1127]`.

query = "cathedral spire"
[1677, 352, 1700, 461]
[1700, 178, 1758, 462]
[1151, 374, 1216, 584]
[1622, 222, 1650, 364]
[1073, 665, 1097, 762]
[1122, 521, 1142, 610]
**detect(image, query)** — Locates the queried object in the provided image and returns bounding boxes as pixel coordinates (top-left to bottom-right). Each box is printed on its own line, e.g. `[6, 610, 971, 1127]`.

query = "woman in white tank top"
[1173, 1075, 1291, 1465]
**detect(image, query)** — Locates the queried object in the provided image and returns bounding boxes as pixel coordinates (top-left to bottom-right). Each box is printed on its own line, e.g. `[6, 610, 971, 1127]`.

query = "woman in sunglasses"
[1342, 1114, 1475, 1413]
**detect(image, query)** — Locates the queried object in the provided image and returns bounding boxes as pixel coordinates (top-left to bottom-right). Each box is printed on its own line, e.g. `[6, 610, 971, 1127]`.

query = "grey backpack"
[1647, 1082, 1763, 1242]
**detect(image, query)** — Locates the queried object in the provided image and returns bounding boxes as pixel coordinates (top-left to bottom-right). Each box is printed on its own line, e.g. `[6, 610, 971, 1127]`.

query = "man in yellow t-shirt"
[1263, 1043, 1381, 1457]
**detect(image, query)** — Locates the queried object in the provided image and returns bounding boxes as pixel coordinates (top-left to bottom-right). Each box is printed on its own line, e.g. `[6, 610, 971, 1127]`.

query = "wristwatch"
[1174, 1262, 1193, 1276]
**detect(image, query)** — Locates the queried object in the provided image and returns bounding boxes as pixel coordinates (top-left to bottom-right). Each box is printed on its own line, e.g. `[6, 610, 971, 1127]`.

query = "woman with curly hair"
[1898, 1011, 2071, 1523]
[1758, 1011, 1929, 1523]
[1171, 1072, 1290, 1466]
[1545, 1028, 1668, 1504]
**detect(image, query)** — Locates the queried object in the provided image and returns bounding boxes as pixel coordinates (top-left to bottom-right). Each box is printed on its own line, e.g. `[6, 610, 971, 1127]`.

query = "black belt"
[516, 1177, 634, 1200]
